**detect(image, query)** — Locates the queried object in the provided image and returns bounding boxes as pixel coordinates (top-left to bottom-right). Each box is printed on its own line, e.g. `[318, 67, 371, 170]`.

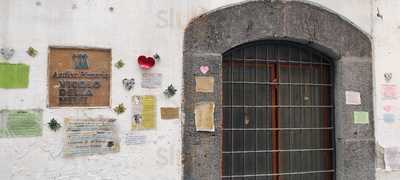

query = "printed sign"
[195, 102, 215, 132]
[48, 48, 111, 107]
[385, 147, 400, 170]
[64, 118, 119, 157]
[0, 63, 29, 89]
[125, 133, 147, 145]
[132, 96, 156, 130]
[0, 110, 42, 137]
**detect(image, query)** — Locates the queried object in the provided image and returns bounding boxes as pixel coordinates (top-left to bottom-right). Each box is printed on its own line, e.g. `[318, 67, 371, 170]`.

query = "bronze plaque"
[48, 47, 111, 107]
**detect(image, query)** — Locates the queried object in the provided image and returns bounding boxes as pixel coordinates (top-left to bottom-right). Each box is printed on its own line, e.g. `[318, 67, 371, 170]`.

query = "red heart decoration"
[138, 55, 155, 69]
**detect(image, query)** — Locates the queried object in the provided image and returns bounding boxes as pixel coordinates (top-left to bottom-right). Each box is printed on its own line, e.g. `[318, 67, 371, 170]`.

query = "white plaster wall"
[373, 0, 400, 179]
[0, 0, 385, 179]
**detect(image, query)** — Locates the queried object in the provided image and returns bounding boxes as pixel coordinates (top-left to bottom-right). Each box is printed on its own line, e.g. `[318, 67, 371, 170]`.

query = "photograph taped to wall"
[63, 118, 119, 157]
[0, 63, 30, 89]
[195, 102, 215, 132]
[132, 96, 156, 130]
[48, 48, 111, 107]
[0, 109, 42, 138]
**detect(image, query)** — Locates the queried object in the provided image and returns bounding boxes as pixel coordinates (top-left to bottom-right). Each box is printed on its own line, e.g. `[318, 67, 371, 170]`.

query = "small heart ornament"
[200, 65, 209, 74]
[138, 55, 155, 69]
[0, 48, 15, 60]
[122, 78, 135, 91]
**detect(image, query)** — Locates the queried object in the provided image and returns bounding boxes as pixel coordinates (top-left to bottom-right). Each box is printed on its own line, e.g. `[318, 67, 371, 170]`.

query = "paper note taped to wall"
[345, 91, 361, 105]
[126, 133, 147, 145]
[64, 118, 120, 157]
[141, 73, 162, 89]
[195, 102, 215, 132]
[0, 63, 29, 89]
[196, 76, 214, 93]
[382, 84, 398, 100]
[132, 96, 156, 130]
[383, 113, 396, 123]
[160, 107, 180, 120]
[353, 111, 369, 124]
[0, 110, 42, 137]
[385, 147, 400, 170]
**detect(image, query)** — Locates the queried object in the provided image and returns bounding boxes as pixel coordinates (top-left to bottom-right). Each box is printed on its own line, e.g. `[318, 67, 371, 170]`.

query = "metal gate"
[222, 41, 334, 180]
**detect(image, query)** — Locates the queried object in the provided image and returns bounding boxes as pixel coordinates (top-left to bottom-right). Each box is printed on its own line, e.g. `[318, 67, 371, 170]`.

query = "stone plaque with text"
[48, 48, 111, 107]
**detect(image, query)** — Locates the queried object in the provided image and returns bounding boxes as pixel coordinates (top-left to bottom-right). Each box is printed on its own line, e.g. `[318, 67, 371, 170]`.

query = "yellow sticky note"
[354, 111, 369, 124]
[195, 76, 214, 93]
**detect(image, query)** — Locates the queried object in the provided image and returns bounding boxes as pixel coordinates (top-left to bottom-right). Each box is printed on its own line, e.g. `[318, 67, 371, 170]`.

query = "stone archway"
[182, 1, 375, 180]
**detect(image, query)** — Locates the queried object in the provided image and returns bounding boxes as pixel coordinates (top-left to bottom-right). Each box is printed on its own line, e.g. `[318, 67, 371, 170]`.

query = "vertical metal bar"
[243, 48, 246, 177]
[231, 53, 234, 179]
[272, 45, 280, 180]
[330, 56, 336, 180]
[255, 45, 258, 180]
[288, 47, 293, 180]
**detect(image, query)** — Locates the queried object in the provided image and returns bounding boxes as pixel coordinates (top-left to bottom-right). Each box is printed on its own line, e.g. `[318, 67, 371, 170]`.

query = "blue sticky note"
[384, 113, 396, 123]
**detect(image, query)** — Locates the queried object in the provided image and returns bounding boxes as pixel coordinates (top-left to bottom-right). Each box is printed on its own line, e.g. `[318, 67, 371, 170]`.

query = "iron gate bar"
[223, 81, 333, 87]
[222, 170, 335, 178]
[224, 127, 333, 130]
[230, 58, 331, 65]
[223, 148, 334, 153]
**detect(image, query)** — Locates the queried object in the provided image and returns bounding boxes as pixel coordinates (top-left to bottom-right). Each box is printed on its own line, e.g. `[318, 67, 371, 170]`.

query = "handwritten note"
[0, 110, 42, 137]
[345, 91, 361, 105]
[132, 96, 156, 130]
[195, 102, 215, 132]
[141, 73, 162, 89]
[64, 118, 119, 157]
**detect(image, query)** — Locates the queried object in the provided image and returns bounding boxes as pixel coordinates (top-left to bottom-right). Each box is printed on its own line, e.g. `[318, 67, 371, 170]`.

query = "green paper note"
[0, 110, 42, 137]
[354, 111, 369, 124]
[0, 63, 30, 88]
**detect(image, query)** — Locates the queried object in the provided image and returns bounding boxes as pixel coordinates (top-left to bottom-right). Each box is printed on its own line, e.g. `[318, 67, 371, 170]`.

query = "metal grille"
[222, 41, 334, 180]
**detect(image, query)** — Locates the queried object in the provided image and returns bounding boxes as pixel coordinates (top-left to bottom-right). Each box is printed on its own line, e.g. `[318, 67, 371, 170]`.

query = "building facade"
[0, 0, 398, 179]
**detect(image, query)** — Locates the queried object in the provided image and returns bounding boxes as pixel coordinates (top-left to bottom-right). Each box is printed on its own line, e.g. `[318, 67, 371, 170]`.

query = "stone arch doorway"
[183, 1, 374, 180]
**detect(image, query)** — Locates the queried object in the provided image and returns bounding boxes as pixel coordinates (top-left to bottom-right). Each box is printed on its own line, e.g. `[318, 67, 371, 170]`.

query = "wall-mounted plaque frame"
[48, 47, 111, 107]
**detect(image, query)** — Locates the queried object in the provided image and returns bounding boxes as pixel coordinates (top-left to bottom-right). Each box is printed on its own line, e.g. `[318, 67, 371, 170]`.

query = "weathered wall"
[2, 0, 398, 180]
[374, 0, 400, 179]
